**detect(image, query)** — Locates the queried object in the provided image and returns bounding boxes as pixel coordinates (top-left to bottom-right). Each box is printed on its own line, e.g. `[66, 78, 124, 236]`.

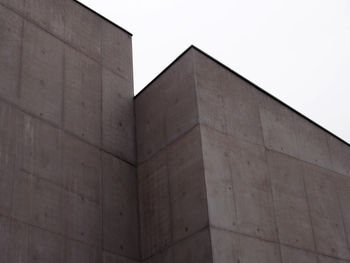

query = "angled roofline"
[74, 0, 132, 36]
[134, 46, 194, 99]
[135, 45, 349, 147]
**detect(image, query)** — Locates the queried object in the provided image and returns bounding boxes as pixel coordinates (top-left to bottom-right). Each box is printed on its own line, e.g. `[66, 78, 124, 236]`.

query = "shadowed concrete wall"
[1, 1, 350, 261]
[0, 0, 138, 262]
[135, 46, 350, 263]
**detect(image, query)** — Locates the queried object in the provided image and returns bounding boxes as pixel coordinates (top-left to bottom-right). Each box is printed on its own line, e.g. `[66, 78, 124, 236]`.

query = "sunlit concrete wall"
[0, 0, 138, 262]
[135, 46, 350, 263]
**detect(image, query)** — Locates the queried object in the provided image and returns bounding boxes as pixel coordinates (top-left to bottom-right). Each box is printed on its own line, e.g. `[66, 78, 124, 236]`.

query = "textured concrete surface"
[64, 46, 101, 145]
[20, 21, 64, 125]
[102, 68, 135, 163]
[138, 127, 208, 259]
[1, 1, 350, 261]
[0, 5, 22, 104]
[135, 46, 350, 262]
[135, 49, 198, 164]
[0, 1, 137, 262]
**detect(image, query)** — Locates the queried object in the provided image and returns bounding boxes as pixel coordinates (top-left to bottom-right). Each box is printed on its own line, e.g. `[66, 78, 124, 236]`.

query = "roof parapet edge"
[74, 0, 132, 36]
[135, 45, 349, 147]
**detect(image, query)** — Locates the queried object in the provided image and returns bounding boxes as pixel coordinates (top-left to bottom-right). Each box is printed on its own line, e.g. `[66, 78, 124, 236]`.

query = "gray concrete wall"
[135, 46, 350, 263]
[135, 50, 212, 263]
[2, 2, 350, 260]
[0, 1, 138, 262]
[194, 49, 350, 263]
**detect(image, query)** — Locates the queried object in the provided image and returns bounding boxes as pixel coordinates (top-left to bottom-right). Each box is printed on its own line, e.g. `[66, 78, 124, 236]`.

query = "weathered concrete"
[102, 152, 139, 259]
[267, 151, 315, 250]
[138, 127, 208, 259]
[0, 5, 22, 104]
[303, 164, 349, 260]
[135, 49, 197, 164]
[20, 21, 64, 125]
[211, 228, 281, 263]
[280, 246, 318, 263]
[64, 46, 101, 145]
[102, 68, 135, 163]
[1, 1, 350, 261]
[135, 46, 350, 262]
[65, 0, 102, 61]
[25, 0, 65, 39]
[0, 1, 137, 262]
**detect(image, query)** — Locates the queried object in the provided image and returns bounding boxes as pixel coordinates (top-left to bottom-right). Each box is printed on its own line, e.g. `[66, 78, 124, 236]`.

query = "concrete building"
[1, 1, 350, 263]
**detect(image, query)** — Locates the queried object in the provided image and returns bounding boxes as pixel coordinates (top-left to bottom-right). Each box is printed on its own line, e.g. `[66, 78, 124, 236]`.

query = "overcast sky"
[80, 0, 350, 143]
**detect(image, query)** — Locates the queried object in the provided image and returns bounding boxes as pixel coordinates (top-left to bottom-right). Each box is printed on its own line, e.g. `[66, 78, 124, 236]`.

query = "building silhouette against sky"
[0, 1, 349, 262]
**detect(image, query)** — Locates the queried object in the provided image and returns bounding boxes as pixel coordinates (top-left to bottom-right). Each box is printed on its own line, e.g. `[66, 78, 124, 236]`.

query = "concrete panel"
[64, 46, 101, 146]
[0, 103, 18, 216]
[167, 127, 208, 242]
[0, 216, 12, 262]
[102, 21, 133, 80]
[222, 73, 264, 145]
[280, 246, 318, 263]
[12, 172, 65, 235]
[102, 68, 135, 163]
[0, 0, 24, 13]
[0, 168, 13, 216]
[336, 176, 350, 249]
[194, 50, 264, 145]
[135, 50, 197, 163]
[260, 97, 299, 157]
[16, 111, 62, 185]
[328, 135, 350, 177]
[28, 226, 64, 263]
[33, 121, 62, 185]
[138, 149, 171, 259]
[230, 138, 277, 241]
[0, 216, 29, 263]
[20, 21, 64, 125]
[12, 172, 31, 223]
[143, 249, 173, 263]
[294, 114, 332, 170]
[62, 133, 101, 203]
[210, 228, 238, 263]
[200, 126, 237, 231]
[318, 256, 349, 263]
[171, 187, 208, 242]
[194, 52, 226, 133]
[102, 152, 139, 259]
[267, 151, 315, 250]
[66, 239, 102, 263]
[64, 190, 102, 247]
[211, 227, 281, 263]
[237, 233, 281, 263]
[164, 58, 197, 145]
[0, 5, 22, 103]
[65, 0, 101, 60]
[234, 185, 276, 241]
[304, 164, 350, 259]
[103, 251, 139, 263]
[0, 102, 18, 171]
[200, 125, 276, 240]
[135, 85, 166, 164]
[25, 0, 65, 38]
[172, 229, 212, 263]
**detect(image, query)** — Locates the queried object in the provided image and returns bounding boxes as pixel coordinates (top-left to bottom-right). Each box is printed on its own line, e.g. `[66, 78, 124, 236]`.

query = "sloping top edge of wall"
[74, 0, 132, 36]
[135, 45, 350, 148]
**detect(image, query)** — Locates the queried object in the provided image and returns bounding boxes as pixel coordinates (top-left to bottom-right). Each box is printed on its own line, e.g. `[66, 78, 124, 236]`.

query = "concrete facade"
[0, 1, 138, 262]
[1, 1, 350, 262]
[135, 47, 350, 263]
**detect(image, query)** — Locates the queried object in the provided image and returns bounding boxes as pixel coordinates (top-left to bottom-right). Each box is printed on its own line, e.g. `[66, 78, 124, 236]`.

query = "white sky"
[80, 0, 350, 143]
